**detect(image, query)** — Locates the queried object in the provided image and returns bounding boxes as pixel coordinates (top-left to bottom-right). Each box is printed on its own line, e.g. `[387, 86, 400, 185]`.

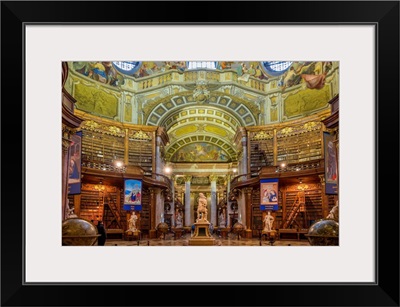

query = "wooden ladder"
[281, 191, 305, 229]
[104, 198, 124, 230]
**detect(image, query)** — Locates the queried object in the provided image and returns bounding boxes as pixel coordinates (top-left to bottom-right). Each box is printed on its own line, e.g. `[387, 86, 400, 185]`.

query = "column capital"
[183, 175, 192, 183]
[318, 174, 325, 184]
[209, 174, 218, 182]
[238, 127, 248, 137]
[224, 174, 231, 184]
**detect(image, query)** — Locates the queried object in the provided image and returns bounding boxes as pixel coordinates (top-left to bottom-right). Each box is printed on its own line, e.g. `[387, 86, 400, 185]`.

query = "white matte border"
[25, 25, 375, 283]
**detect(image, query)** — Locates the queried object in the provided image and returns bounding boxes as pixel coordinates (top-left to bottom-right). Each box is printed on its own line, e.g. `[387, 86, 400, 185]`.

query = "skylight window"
[112, 61, 141, 74]
[187, 61, 217, 70]
[261, 61, 293, 76]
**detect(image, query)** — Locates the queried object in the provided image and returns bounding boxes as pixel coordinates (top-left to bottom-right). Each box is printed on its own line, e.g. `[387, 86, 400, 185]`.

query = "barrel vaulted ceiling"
[66, 61, 338, 164]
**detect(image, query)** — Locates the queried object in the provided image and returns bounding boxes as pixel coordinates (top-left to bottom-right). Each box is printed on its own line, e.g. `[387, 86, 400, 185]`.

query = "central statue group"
[196, 192, 208, 222]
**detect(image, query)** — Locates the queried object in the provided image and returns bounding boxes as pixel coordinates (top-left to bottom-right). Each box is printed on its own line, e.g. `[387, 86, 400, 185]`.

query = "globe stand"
[188, 219, 215, 246]
[261, 230, 277, 246]
[62, 217, 101, 246]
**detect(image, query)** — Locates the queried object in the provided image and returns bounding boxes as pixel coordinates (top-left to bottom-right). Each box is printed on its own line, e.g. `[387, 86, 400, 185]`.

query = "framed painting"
[2, 1, 399, 307]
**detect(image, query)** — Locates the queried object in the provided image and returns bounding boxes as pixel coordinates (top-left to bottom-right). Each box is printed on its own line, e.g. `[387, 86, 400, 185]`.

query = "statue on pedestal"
[326, 200, 339, 222]
[218, 209, 226, 228]
[263, 211, 274, 232]
[175, 211, 183, 228]
[127, 211, 138, 232]
[189, 192, 215, 246]
[196, 193, 208, 222]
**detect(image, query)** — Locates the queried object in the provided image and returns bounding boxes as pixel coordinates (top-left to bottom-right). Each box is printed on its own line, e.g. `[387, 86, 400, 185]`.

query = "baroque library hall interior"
[62, 60, 340, 247]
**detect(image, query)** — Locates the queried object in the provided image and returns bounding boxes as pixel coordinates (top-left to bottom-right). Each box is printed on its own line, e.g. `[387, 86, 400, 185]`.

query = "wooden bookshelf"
[277, 126, 322, 164]
[139, 189, 151, 232]
[282, 189, 323, 229]
[128, 138, 153, 173]
[79, 188, 104, 222]
[81, 130, 124, 165]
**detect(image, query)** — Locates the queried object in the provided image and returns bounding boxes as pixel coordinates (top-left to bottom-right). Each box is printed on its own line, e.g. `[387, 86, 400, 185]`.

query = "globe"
[62, 217, 100, 246]
[157, 222, 169, 234]
[306, 219, 339, 246]
[232, 222, 244, 233]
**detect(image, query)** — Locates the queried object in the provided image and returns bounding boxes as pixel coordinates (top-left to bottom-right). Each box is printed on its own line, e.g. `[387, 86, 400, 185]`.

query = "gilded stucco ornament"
[253, 130, 274, 140]
[130, 130, 151, 140]
[193, 81, 210, 104]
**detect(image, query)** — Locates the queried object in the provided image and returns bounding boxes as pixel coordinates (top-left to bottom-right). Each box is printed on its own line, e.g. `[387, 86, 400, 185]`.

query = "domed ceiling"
[67, 61, 337, 165]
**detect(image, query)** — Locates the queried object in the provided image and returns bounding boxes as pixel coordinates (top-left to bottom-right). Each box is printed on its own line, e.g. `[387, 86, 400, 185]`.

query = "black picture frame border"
[1, 1, 399, 306]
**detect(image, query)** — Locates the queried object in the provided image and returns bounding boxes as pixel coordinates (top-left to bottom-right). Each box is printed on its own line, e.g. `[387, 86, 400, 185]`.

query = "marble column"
[149, 188, 157, 238]
[62, 126, 72, 221]
[273, 128, 278, 166]
[244, 188, 253, 239]
[155, 188, 164, 226]
[244, 187, 253, 230]
[319, 174, 329, 218]
[226, 174, 232, 227]
[155, 134, 163, 179]
[184, 175, 192, 226]
[171, 175, 175, 227]
[238, 127, 249, 176]
[209, 175, 218, 225]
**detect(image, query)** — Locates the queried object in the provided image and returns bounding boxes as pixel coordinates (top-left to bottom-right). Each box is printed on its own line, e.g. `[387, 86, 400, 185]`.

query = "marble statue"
[175, 211, 183, 228]
[197, 193, 208, 222]
[127, 211, 138, 232]
[218, 210, 226, 228]
[326, 201, 339, 222]
[263, 211, 274, 232]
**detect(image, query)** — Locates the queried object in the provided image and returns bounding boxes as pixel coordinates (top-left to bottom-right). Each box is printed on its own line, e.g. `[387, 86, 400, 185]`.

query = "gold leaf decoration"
[253, 131, 273, 140]
[280, 127, 293, 135]
[107, 126, 124, 136]
[84, 120, 100, 131]
[303, 121, 321, 131]
[130, 130, 151, 140]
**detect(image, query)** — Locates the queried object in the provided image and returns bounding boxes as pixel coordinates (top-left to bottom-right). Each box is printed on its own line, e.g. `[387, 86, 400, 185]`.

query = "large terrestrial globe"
[157, 222, 169, 234]
[62, 217, 100, 246]
[232, 222, 244, 233]
[306, 219, 339, 246]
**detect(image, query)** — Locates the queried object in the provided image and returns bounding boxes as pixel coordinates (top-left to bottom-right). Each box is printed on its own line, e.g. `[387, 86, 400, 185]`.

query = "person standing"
[97, 221, 107, 246]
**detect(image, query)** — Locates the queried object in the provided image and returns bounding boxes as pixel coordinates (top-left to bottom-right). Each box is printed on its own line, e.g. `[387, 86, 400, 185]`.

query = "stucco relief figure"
[197, 193, 208, 222]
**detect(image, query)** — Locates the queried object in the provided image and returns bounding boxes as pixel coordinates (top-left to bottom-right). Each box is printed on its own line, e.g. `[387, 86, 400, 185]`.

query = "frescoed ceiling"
[67, 61, 338, 165]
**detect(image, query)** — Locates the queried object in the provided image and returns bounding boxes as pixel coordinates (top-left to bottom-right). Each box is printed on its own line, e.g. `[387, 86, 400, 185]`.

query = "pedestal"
[188, 220, 215, 246]
[149, 229, 157, 239]
[173, 228, 184, 239]
[244, 229, 252, 239]
[220, 228, 229, 238]
[125, 230, 141, 241]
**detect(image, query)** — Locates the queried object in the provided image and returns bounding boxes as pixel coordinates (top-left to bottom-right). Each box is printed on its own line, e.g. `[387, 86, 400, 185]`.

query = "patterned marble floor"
[104, 233, 311, 246]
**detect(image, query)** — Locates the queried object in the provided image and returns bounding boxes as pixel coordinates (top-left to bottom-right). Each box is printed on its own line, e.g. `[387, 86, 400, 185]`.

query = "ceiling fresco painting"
[72, 61, 333, 90]
[67, 60, 339, 165]
[171, 142, 230, 163]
